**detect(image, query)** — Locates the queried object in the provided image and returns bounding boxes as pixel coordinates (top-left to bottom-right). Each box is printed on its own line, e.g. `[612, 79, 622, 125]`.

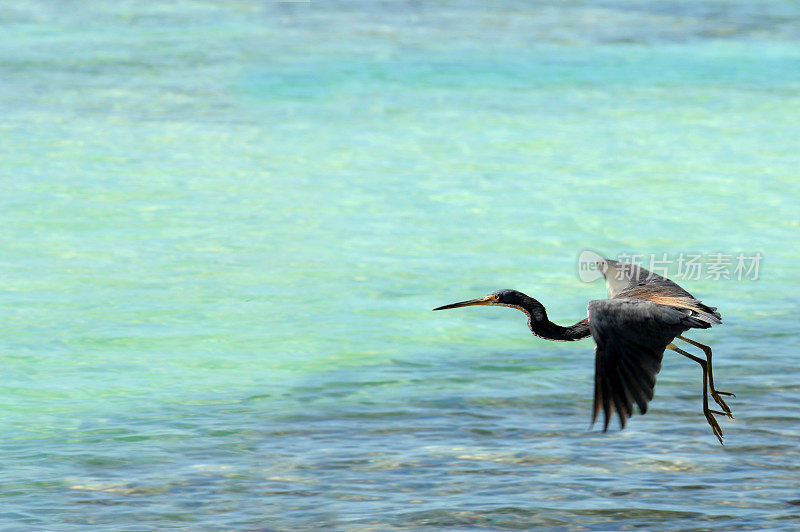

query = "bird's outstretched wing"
[587, 298, 713, 431]
[599, 258, 722, 325]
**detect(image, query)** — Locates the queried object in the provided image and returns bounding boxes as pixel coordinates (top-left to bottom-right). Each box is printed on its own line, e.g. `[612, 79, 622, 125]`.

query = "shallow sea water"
[1, 1, 800, 529]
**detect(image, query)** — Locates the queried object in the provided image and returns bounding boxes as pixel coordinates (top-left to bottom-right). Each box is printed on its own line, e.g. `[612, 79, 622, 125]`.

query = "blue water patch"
[1, 0, 799, 529]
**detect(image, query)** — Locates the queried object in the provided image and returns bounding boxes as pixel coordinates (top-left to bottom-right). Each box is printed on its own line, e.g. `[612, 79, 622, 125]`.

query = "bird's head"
[433, 289, 528, 311]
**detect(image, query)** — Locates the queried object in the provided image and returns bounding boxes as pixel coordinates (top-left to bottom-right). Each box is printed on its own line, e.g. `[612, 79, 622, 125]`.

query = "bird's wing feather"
[600, 258, 722, 324]
[587, 298, 708, 431]
[617, 284, 721, 326]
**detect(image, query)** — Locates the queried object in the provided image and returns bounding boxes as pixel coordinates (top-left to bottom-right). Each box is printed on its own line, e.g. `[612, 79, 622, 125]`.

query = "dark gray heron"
[433, 258, 734, 444]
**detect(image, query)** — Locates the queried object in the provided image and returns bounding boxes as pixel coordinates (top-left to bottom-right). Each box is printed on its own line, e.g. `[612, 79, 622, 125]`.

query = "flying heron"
[433, 258, 734, 444]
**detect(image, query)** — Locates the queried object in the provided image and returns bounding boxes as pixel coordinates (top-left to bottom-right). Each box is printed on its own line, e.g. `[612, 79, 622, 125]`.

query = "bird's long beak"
[433, 294, 497, 311]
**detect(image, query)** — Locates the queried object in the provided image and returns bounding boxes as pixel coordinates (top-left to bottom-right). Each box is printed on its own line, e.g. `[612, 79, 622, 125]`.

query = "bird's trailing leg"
[666, 343, 726, 444]
[677, 335, 734, 417]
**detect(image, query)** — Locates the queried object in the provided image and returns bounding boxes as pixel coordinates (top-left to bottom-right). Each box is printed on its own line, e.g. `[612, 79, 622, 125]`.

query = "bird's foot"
[704, 409, 724, 445]
[711, 390, 735, 419]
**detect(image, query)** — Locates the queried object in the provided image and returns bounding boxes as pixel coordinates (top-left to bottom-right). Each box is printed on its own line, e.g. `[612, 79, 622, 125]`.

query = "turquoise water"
[2, 1, 800, 529]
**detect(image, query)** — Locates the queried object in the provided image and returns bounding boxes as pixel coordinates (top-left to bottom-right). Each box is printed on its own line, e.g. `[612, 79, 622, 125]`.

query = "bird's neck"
[517, 295, 591, 342]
